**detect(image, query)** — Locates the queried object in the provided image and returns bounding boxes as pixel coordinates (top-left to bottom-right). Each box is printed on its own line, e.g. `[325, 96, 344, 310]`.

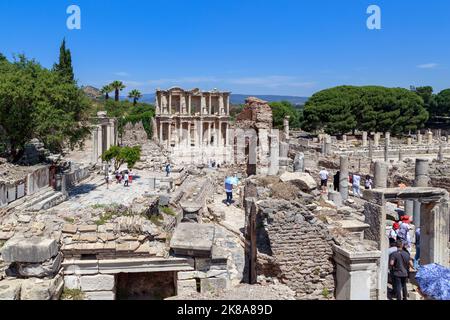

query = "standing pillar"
[385, 132, 391, 146]
[398, 148, 403, 162]
[368, 139, 373, 160]
[420, 201, 450, 267]
[187, 122, 191, 147]
[283, 116, 290, 140]
[384, 142, 389, 162]
[92, 128, 99, 164]
[209, 95, 212, 115]
[427, 131, 433, 145]
[168, 94, 172, 115]
[97, 126, 103, 159]
[218, 121, 222, 147]
[339, 156, 349, 201]
[374, 133, 380, 148]
[362, 132, 368, 147]
[188, 95, 192, 115]
[225, 123, 229, 147]
[268, 134, 279, 176]
[199, 120, 204, 147]
[294, 153, 305, 172]
[159, 122, 163, 145]
[417, 131, 423, 144]
[407, 137, 412, 146]
[178, 121, 183, 147]
[373, 161, 388, 189]
[207, 122, 212, 146]
[168, 122, 172, 148]
[438, 144, 444, 162]
[342, 135, 347, 143]
[413, 159, 430, 227]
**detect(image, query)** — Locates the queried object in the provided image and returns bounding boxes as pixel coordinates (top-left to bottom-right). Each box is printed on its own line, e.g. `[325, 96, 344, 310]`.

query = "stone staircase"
[13, 187, 66, 212]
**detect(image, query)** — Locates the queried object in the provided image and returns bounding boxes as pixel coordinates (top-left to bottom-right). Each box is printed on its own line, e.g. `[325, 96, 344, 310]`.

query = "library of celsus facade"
[154, 87, 233, 164]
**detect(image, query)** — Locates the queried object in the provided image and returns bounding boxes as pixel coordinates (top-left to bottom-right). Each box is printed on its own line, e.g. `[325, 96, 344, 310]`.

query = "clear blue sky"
[0, 0, 449, 96]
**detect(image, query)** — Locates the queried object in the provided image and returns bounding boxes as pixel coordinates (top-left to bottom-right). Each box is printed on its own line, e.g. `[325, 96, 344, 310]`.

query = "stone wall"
[64, 165, 91, 189]
[251, 199, 336, 299]
[26, 166, 50, 196]
[122, 121, 149, 147]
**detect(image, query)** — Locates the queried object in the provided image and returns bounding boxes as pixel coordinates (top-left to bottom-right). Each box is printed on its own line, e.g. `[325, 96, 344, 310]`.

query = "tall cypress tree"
[54, 39, 75, 83]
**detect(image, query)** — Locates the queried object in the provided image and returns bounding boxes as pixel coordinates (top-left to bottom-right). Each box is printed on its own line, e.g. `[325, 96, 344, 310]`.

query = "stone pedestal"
[328, 191, 343, 208]
[417, 132, 423, 145]
[333, 245, 381, 300]
[407, 137, 412, 146]
[438, 145, 444, 162]
[427, 131, 433, 145]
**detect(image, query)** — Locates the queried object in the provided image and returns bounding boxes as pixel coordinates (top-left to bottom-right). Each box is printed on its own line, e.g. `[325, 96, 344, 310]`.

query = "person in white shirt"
[319, 168, 329, 193]
[352, 174, 362, 197]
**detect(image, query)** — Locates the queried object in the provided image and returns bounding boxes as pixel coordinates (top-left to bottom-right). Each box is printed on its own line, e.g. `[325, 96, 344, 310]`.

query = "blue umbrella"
[415, 264, 450, 300]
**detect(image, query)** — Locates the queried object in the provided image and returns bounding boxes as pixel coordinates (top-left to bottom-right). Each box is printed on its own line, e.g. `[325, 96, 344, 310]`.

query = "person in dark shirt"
[333, 171, 340, 192]
[389, 240, 413, 300]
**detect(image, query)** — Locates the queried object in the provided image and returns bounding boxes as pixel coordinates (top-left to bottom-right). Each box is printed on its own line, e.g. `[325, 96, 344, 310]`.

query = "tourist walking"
[365, 175, 373, 190]
[165, 163, 171, 177]
[224, 176, 234, 206]
[333, 171, 340, 192]
[124, 172, 129, 187]
[352, 173, 362, 197]
[389, 222, 400, 242]
[128, 170, 133, 184]
[319, 168, 329, 193]
[414, 227, 421, 269]
[390, 240, 413, 300]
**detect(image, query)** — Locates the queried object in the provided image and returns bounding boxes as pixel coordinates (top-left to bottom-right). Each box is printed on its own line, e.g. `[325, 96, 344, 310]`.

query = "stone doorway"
[116, 272, 176, 300]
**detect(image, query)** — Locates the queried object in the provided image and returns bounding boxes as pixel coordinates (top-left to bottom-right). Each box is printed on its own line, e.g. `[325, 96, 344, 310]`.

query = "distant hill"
[81, 86, 102, 99]
[132, 93, 308, 106]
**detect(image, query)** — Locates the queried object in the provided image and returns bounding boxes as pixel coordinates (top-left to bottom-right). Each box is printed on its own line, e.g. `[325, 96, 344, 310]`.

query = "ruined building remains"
[155, 88, 233, 165]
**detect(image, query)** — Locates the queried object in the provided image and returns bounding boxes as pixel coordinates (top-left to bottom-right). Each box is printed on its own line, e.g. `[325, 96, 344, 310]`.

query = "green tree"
[110, 81, 126, 102]
[269, 101, 301, 129]
[412, 86, 438, 118]
[101, 145, 142, 171]
[128, 89, 143, 106]
[53, 39, 74, 83]
[0, 54, 90, 161]
[101, 85, 113, 100]
[436, 89, 450, 117]
[303, 86, 428, 135]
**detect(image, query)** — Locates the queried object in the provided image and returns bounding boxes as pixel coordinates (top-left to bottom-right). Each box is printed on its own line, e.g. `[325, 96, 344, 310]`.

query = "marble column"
[427, 131, 433, 145]
[159, 122, 163, 145]
[219, 96, 225, 115]
[188, 95, 192, 115]
[398, 148, 403, 161]
[218, 121, 222, 147]
[178, 121, 183, 146]
[209, 95, 212, 115]
[374, 133, 380, 148]
[168, 122, 172, 148]
[168, 94, 172, 115]
[97, 125, 103, 158]
[180, 95, 187, 114]
[187, 122, 191, 147]
[368, 139, 373, 160]
[417, 131, 423, 144]
[226, 95, 230, 115]
[225, 123, 230, 147]
[384, 142, 389, 162]
[283, 116, 290, 140]
[413, 159, 430, 226]
[385, 132, 391, 146]
[374, 161, 388, 189]
[362, 132, 368, 147]
[438, 144, 444, 162]
[407, 137, 412, 145]
[92, 128, 98, 164]
[340, 156, 349, 201]
[268, 134, 279, 176]
[294, 153, 305, 172]
[208, 122, 212, 146]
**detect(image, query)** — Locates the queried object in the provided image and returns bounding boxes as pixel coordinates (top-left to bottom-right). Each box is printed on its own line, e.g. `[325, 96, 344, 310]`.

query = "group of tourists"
[114, 170, 133, 187]
[387, 215, 421, 300]
[319, 168, 373, 196]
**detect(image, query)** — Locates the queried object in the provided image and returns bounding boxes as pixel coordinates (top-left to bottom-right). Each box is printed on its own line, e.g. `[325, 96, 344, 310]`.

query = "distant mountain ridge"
[84, 86, 309, 106]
